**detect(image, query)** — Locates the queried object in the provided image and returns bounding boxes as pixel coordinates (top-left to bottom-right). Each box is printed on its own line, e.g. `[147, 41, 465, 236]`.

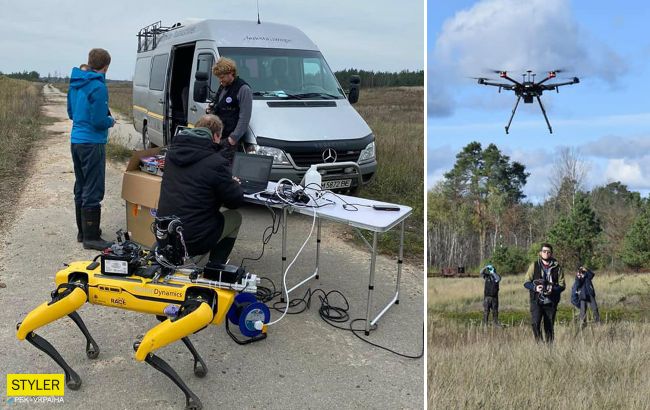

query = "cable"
[266, 204, 318, 326]
[240, 200, 283, 267]
[259, 277, 423, 359]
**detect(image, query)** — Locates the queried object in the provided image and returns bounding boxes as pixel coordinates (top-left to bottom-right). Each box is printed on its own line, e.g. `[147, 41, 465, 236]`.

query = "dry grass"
[354, 87, 424, 257]
[106, 82, 133, 121]
[428, 274, 650, 409]
[0, 77, 43, 227]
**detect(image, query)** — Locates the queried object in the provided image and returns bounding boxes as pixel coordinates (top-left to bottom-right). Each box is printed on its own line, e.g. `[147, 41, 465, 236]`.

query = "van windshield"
[218, 47, 345, 100]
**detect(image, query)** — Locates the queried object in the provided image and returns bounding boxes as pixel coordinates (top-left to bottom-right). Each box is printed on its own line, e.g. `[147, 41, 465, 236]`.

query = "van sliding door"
[147, 53, 169, 147]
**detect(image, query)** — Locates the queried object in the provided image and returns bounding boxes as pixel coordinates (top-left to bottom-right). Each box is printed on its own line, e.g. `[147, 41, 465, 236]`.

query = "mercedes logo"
[322, 148, 337, 163]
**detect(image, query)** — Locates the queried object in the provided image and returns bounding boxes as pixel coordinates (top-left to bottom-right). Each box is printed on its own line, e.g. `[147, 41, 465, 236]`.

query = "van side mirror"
[193, 71, 210, 102]
[348, 75, 360, 104]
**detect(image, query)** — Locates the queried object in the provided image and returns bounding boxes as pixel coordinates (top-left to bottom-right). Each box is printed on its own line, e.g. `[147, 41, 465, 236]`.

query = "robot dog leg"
[134, 299, 214, 410]
[16, 282, 100, 390]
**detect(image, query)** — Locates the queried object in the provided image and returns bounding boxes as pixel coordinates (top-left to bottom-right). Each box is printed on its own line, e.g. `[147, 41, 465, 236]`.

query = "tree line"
[335, 68, 424, 88]
[0, 71, 41, 81]
[1, 68, 425, 88]
[428, 142, 650, 275]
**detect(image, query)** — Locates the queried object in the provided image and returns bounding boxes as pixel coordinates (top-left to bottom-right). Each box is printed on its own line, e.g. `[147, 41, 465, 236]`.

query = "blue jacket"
[67, 67, 114, 143]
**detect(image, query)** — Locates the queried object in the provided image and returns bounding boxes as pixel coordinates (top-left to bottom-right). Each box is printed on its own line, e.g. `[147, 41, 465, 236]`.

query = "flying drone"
[475, 70, 579, 134]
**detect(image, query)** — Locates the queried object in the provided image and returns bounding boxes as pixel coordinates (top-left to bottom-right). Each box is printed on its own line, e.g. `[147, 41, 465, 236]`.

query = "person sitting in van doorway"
[206, 57, 252, 163]
[157, 114, 244, 265]
[67, 48, 115, 251]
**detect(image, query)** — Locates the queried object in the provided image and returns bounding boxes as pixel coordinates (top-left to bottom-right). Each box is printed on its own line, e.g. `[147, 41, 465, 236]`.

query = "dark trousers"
[483, 296, 499, 324]
[71, 143, 106, 209]
[219, 139, 237, 164]
[579, 297, 601, 325]
[530, 301, 557, 343]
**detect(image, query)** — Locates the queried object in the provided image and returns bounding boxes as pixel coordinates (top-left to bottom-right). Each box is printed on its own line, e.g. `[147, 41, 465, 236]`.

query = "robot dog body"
[16, 253, 264, 410]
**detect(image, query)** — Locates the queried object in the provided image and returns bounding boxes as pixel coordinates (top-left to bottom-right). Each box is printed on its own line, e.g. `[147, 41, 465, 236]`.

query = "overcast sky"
[428, 0, 650, 202]
[0, 0, 424, 80]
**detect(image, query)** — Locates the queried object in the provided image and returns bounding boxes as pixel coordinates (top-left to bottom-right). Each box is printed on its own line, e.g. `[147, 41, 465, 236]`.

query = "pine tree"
[548, 194, 601, 269]
[620, 204, 650, 271]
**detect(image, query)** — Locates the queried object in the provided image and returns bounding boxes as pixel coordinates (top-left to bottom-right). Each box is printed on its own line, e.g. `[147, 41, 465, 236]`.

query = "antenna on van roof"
[257, 0, 261, 24]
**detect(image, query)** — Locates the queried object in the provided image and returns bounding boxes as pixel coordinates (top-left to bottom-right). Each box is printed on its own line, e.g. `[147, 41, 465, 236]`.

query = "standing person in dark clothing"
[571, 266, 601, 327]
[157, 114, 244, 265]
[206, 57, 252, 163]
[524, 243, 566, 343]
[480, 264, 501, 326]
[67, 48, 115, 250]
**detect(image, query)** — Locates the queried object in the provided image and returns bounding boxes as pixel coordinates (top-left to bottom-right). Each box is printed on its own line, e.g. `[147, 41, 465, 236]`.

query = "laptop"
[231, 152, 274, 194]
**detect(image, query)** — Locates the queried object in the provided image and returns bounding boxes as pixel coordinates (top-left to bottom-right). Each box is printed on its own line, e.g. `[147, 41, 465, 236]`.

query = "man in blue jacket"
[67, 48, 115, 250]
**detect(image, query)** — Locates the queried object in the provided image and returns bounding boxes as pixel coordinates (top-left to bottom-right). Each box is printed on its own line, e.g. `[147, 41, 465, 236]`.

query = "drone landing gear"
[505, 95, 521, 134]
[16, 283, 99, 390]
[134, 300, 214, 410]
[536, 95, 553, 134]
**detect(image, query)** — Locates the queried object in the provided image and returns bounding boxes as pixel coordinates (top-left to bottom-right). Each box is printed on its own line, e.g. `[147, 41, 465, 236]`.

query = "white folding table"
[245, 183, 412, 335]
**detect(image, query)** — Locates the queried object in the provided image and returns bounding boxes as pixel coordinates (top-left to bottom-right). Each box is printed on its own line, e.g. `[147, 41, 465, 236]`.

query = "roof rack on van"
[137, 21, 183, 52]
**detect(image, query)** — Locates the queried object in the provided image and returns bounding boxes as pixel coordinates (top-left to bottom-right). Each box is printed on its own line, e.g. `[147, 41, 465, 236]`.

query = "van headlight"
[358, 141, 375, 163]
[251, 145, 291, 166]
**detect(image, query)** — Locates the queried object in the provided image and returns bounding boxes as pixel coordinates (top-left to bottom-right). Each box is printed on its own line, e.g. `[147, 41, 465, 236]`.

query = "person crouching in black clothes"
[571, 266, 601, 328]
[480, 264, 501, 326]
[524, 243, 565, 343]
[157, 114, 244, 265]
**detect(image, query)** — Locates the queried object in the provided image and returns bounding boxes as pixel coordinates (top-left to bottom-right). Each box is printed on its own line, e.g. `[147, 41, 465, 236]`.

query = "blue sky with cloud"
[428, 0, 650, 202]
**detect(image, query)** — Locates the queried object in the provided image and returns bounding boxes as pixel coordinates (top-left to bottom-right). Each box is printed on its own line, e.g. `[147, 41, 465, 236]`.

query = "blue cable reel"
[226, 293, 270, 344]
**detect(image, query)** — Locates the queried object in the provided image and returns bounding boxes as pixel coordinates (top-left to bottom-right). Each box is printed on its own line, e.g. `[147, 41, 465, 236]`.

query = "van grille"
[288, 150, 360, 168]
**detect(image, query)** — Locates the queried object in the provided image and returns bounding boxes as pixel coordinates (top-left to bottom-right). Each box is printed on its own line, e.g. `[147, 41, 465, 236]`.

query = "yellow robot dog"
[16, 218, 269, 410]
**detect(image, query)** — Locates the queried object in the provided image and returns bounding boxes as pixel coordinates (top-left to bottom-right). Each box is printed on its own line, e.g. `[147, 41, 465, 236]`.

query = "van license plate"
[322, 179, 352, 189]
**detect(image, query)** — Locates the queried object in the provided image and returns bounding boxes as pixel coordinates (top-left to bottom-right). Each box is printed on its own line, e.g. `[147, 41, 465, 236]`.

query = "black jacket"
[157, 128, 244, 256]
[524, 258, 566, 305]
[210, 77, 249, 138]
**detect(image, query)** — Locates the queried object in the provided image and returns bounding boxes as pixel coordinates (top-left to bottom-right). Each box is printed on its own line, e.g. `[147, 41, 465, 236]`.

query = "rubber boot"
[82, 207, 113, 251]
[75, 203, 83, 243]
[76, 204, 101, 242]
[208, 237, 237, 265]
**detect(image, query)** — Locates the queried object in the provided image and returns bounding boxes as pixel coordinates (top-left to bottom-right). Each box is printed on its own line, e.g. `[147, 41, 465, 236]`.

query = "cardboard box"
[121, 147, 163, 247]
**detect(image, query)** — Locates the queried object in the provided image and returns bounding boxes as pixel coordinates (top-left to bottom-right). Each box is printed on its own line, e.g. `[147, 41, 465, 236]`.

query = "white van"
[133, 19, 377, 191]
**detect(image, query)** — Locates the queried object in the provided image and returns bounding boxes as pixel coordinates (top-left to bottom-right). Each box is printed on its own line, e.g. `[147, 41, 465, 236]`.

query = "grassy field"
[428, 274, 650, 409]
[353, 86, 424, 259]
[0, 77, 43, 227]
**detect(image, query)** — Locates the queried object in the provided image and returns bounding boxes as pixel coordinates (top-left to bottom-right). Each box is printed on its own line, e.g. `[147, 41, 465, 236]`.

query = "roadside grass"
[105, 82, 133, 121]
[428, 274, 650, 409]
[352, 87, 424, 260]
[0, 77, 43, 228]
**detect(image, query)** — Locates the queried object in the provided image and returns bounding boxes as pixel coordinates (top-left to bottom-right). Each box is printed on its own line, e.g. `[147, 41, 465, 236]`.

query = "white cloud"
[604, 158, 649, 188]
[429, 0, 628, 117]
